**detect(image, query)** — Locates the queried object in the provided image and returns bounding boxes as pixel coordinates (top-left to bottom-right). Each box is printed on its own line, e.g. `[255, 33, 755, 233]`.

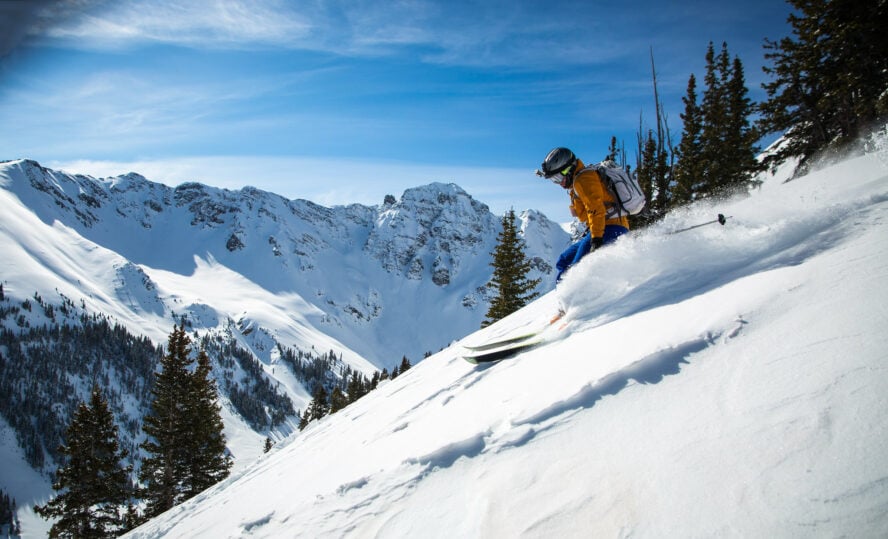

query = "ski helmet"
[540, 147, 577, 187]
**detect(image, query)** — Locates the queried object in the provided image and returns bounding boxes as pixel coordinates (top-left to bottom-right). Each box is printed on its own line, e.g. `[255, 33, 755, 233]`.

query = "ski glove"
[591, 237, 604, 251]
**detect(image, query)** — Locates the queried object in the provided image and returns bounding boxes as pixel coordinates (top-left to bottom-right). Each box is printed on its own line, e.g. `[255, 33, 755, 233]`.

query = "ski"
[462, 334, 544, 364]
[462, 331, 540, 352]
[461, 309, 567, 364]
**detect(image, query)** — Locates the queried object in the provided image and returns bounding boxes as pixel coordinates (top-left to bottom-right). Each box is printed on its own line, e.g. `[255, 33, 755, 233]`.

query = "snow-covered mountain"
[0, 159, 566, 369]
[108, 138, 887, 537]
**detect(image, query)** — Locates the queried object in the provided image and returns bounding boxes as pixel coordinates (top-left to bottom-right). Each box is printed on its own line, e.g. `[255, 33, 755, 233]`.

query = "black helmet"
[540, 147, 577, 178]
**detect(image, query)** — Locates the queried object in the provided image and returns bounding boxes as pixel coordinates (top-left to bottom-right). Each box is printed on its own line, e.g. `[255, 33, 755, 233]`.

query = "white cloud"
[42, 0, 312, 47]
[27, 0, 629, 70]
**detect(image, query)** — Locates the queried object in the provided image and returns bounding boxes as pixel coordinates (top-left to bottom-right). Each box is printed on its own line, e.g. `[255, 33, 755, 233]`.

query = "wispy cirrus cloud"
[12, 0, 634, 69]
[38, 0, 313, 48]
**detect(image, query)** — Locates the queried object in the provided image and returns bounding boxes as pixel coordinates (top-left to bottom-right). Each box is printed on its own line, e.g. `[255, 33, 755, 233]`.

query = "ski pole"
[669, 213, 729, 234]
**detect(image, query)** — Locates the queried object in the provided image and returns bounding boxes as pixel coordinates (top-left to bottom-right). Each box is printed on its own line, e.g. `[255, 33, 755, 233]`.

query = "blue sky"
[0, 0, 791, 220]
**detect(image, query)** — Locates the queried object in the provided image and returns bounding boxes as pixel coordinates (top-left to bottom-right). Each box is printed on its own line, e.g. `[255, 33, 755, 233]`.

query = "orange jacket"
[568, 159, 630, 238]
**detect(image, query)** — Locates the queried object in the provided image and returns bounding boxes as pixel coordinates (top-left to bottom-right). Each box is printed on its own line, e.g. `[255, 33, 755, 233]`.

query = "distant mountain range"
[1, 158, 568, 366]
[0, 158, 569, 479]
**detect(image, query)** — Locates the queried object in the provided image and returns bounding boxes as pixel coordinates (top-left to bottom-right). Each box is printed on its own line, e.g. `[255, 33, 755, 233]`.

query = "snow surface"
[111, 142, 888, 538]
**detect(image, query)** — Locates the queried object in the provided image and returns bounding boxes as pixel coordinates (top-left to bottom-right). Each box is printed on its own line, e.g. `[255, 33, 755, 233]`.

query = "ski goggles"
[535, 165, 573, 184]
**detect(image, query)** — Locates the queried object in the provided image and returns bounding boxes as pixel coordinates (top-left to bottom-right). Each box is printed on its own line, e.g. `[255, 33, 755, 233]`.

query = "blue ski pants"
[555, 225, 628, 282]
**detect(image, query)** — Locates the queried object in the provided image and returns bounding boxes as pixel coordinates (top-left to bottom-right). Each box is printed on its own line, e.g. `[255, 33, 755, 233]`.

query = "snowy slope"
[118, 140, 888, 537]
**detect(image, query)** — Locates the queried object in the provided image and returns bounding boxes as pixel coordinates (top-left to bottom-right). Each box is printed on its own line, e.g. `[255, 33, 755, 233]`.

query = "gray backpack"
[585, 161, 646, 218]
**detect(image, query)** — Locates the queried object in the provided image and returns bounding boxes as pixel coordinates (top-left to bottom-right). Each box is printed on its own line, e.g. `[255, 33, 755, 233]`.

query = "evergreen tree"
[346, 371, 367, 404]
[1, 491, 21, 537]
[123, 502, 142, 531]
[634, 129, 659, 227]
[723, 55, 761, 191]
[686, 41, 759, 198]
[329, 386, 348, 414]
[673, 74, 704, 207]
[700, 42, 729, 195]
[483, 209, 541, 327]
[139, 325, 230, 516]
[181, 349, 231, 499]
[399, 356, 412, 374]
[605, 135, 627, 166]
[0, 491, 11, 533]
[35, 385, 131, 538]
[139, 325, 193, 517]
[307, 385, 330, 422]
[759, 0, 888, 173]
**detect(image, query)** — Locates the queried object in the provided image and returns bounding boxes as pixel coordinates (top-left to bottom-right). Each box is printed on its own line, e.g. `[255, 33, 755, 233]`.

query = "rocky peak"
[366, 182, 498, 285]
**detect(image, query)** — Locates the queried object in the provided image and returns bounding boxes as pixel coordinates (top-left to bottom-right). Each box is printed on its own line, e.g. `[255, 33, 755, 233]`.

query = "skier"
[537, 147, 629, 281]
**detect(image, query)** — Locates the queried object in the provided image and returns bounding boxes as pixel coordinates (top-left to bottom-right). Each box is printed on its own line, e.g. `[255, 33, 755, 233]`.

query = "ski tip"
[548, 308, 566, 325]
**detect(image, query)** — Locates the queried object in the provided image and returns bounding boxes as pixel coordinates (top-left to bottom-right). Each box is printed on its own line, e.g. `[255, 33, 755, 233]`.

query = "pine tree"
[139, 326, 230, 516]
[684, 41, 759, 198]
[700, 42, 729, 195]
[123, 502, 142, 531]
[139, 325, 193, 517]
[483, 209, 541, 327]
[298, 409, 310, 431]
[633, 129, 659, 228]
[399, 356, 412, 374]
[346, 371, 367, 403]
[723, 55, 760, 192]
[0, 490, 11, 534]
[329, 386, 347, 413]
[307, 385, 330, 422]
[605, 135, 627, 166]
[35, 385, 131, 538]
[673, 74, 704, 207]
[758, 0, 888, 173]
[181, 349, 231, 499]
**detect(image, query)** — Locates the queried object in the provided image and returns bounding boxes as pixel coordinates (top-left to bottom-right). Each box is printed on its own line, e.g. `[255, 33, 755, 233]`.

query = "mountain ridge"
[0, 158, 567, 366]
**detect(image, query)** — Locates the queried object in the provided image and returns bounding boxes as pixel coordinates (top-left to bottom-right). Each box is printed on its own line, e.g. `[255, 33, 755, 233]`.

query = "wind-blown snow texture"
[5, 133, 888, 537]
[114, 138, 888, 537]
